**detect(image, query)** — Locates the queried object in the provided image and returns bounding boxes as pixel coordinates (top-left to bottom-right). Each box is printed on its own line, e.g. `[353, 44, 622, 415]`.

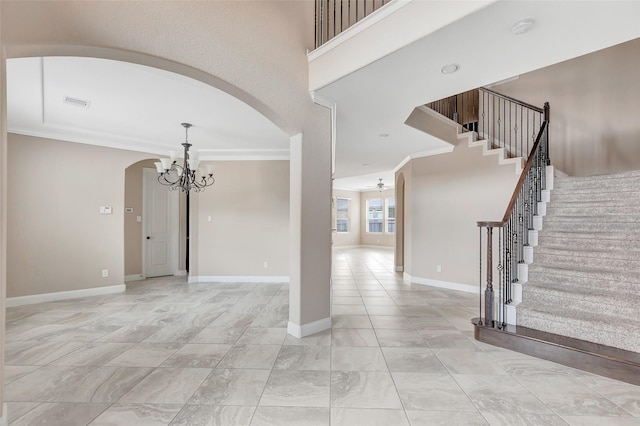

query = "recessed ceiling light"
[441, 63, 460, 75]
[379, 133, 389, 138]
[511, 18, 535, 35]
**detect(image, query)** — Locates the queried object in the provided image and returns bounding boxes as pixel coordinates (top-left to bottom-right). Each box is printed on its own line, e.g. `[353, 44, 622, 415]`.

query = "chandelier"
[154, 123, 215, 193]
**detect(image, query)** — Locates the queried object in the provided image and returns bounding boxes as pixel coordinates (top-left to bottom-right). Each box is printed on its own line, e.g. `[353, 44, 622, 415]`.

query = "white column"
[0, 21, 9, 424]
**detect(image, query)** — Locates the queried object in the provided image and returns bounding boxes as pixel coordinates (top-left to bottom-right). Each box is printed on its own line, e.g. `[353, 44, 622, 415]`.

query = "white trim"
[175, 270, 187, 277]
[188, 275, 290, 284]
[0, 403, 7, 426]
[310, 92, 337, 175]
[8, 128, 289, 161]
[125, 274, 144, 282]
[393, 146, 455, 173]
[287, 317, 332, 338]
[404, 273, 478, 294]
[7, 284, 126, 307]
[307, 0, 411, 62]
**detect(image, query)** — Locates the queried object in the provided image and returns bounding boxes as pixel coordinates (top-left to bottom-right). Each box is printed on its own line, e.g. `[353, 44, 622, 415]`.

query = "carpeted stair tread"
[521, 285, 640, 319]
[543, 218, 640, 233]
[533, 249, 640, 270]
[523, 279, 640, 305]
[547, 204, 640, 215]
[516, 306, 640, 353]
[554, 169, 640, 188]
[528, 263, 640, 287]
[538, 230, 640, 243]
[550, 190, 640, 203]
[534, 244, 640, 259]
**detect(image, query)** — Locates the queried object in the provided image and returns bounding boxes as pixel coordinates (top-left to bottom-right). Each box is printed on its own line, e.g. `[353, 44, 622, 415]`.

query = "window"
[366, 198, 384, 233]
[366, 196, 395, 234]
[387, 197, 395, 233]
[336, 198, 350, 233]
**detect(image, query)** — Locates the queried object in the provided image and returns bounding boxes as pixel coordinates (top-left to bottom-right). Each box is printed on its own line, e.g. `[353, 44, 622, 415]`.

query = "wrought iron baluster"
[479, 226, 483, 326]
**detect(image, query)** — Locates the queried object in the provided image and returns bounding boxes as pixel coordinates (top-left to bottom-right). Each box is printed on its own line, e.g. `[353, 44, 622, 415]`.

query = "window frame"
[386, 197, 396, 234]
[365, 197, 384, 234]
[335, 197, 350, 233]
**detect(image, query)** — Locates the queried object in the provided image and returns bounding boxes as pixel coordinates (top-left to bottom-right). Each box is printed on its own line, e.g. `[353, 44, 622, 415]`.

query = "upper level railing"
[315, 0, 391, 48]
[426, 87, 544, 160]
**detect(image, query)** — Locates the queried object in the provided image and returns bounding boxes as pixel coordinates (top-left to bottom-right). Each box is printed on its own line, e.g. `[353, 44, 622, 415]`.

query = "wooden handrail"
[479, 87, 544, 114]
[477, 120, 548, 228]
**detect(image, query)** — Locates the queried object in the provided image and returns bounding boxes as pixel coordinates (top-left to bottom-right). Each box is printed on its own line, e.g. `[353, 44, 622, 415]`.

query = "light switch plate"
[100, 206, 112, 214]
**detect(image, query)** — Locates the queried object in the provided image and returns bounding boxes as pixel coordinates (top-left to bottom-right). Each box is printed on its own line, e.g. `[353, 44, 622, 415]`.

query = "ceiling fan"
[365, 178, 388, 191]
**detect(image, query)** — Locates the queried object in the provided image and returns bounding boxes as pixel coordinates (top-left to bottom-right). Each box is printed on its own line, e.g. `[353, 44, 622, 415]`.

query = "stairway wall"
[492, 37, 640, 177]
[399, 136, 519, 287]
[516, 170, 640, 353]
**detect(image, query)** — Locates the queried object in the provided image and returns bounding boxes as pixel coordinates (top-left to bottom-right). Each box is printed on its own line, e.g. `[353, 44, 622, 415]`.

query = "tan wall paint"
[193, 161, 289, 277]
[7, 134, 149, 298]
[407, 143, 518, 285]
[494, 37, 640, 177]
[332, 188, 361, 246]
[360, 188, 395, 248]
[1, 1, 332, 332]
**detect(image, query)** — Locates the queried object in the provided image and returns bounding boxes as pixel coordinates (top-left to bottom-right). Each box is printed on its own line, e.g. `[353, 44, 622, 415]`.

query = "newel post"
[485, 226, 494, 327]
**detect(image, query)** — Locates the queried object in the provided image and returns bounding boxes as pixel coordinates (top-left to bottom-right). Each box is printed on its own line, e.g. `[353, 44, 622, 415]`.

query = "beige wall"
[7, 134, 149, 298]
[404, 142, 518, 286]
[191, 160, 289, 277]
[360, 188, 395, 248]
[1, 1, 332, 336]
[332, 188, 361, 246]
[494, 37, 640, 177]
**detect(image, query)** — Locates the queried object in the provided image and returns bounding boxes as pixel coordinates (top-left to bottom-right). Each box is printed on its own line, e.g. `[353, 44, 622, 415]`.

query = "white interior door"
[143, 168, 178, 278]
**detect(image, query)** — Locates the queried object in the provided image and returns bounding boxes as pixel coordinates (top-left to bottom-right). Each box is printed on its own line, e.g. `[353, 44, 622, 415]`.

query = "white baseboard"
[7, 284, 126, 307]
[287, 317, 331, 338]
[0, 403, 7, 426]
[404, 273, 479, 294]
[188, 275, 290, 284]
[125, 274, 145, 282]
[175, 270, 188, 277]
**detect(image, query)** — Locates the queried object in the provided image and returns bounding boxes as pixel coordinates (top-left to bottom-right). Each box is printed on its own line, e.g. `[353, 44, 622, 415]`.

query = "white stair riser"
[517, 263, 528, 284]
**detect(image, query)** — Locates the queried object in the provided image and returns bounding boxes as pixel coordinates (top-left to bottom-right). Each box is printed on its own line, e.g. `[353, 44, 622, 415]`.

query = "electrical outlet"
[102, 269, 109, 278]
[436, 265, 442, 273]
[263, 261, 269, 269]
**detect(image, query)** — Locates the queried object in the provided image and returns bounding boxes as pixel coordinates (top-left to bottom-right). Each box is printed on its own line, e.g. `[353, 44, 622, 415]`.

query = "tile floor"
[4, 246, 640, 425]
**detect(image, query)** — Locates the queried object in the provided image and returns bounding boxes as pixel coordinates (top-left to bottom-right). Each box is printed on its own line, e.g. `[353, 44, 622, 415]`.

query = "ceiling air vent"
[63, 96, 91, 108]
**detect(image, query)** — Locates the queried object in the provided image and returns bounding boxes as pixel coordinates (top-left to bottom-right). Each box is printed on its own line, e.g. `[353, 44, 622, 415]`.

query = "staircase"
[516, 169, 640, 353]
